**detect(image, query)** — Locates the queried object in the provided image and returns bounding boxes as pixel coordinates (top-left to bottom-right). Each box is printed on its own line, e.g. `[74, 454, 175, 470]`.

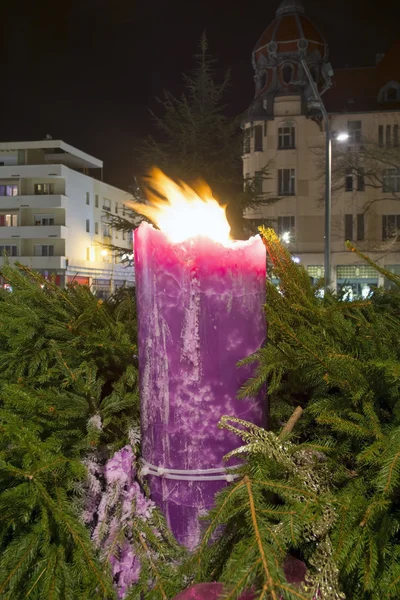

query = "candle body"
[134, 222, 266, 549]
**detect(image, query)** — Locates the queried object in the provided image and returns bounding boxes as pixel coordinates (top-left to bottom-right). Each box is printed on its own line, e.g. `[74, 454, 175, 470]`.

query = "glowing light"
[129, 168, 231, 245]
[101, 249, 108, 257]
[281, 231, 291, 244]
[336, 132, 349, 142]
[292, 256, 300, 263]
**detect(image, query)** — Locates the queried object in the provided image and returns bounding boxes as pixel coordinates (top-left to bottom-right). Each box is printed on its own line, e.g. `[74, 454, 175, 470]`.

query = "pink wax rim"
[134, 222, 266, 276]
[134, 221, 262, 250]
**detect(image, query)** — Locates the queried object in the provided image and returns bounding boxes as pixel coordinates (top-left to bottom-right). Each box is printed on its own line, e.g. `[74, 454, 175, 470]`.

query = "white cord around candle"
[140, 459, 239, 482]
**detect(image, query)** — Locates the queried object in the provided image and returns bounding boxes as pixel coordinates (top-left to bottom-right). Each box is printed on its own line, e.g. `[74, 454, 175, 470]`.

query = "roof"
[0, 140, 103, 169]
[254, 14, 326, 60]
[324, 41, 400, 113]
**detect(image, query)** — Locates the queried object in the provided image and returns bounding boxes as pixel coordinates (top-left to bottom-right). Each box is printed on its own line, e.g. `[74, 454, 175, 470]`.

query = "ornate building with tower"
[243, 0, 400, 297]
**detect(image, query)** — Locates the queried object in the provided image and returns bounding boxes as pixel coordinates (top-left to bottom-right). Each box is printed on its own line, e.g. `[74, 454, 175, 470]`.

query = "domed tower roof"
[245, 0, 331, 121]
[253, 0, 328, 65]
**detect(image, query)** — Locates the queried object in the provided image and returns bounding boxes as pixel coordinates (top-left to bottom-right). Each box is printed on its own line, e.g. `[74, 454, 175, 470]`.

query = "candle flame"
[130, 168, 232, 245]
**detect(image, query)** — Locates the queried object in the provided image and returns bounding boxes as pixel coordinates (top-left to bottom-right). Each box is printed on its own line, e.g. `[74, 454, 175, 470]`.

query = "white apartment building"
[244, 0, 400, 298]
[0, 139, 135, 296]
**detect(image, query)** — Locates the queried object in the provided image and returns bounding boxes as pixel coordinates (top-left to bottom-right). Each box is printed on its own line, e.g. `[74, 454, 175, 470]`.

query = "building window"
[278, 126, 295, 149]
[379, 125, 384, 147]
[34, 183, 54, 195]
[345, 169, 353, 192]
[254, 125, 263, 152]
[386, 87, 399, 101]
[386, 125, 392, 147]
[394, 125, 399, 148]
[34, 244, 54, 257]
[95, 222, 99, 235]
[1, 184, 18, 196]
[103, 224, 111, 237]
[278, 216, 295, 241]
[278, 169, 295, 195]
[103, 198, 111, 212]
[383, 169, 400, 193]
[0, 214, 18, 226]
[348, 120, 362, 144]
[357, 214, 365, 241]
[345, 214, 353, 241]
[115, 202, 119, 214]
[86, 192, 90, 205]
[357, 168, 365, 191]
[243, 129, 251, 154]
[34, 214, 54, 226]
[282, 63, 293, 84]
[86, 219, 90, 233]
[122, 230, 126, 241]
[86, 247, 91, 261]
[95, 194, 99, 208]
[0, 245, 18, 256]
[382, 215, 400, 241]
[254, 171, 263, 195]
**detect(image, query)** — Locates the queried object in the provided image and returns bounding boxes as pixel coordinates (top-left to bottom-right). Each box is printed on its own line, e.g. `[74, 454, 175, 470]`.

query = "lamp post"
[300, 58, 333, 291]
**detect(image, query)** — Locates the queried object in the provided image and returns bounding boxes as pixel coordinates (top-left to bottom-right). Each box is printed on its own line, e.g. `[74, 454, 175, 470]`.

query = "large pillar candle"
[134, 222, 266, 549]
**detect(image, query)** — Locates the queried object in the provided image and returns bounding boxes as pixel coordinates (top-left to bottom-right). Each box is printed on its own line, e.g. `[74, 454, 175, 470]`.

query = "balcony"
[0, 164, 66, 179]
[1, 194, 68, 210]
[0, 256, 67, 270]
[0, 225, 68, 239]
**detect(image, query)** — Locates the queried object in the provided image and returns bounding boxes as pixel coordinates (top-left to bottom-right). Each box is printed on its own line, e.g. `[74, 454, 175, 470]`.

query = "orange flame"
[130, 168, 232, 245]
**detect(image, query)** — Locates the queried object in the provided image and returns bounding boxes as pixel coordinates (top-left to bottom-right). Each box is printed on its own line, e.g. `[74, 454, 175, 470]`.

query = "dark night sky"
[2, 0, 400, 190]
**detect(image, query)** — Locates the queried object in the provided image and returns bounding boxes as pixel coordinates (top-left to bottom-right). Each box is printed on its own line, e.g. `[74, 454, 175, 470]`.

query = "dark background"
[2, 0, 400, 190]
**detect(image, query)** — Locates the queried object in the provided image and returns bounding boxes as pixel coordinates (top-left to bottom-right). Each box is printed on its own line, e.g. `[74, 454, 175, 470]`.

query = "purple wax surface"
[134, 222, 266, 549]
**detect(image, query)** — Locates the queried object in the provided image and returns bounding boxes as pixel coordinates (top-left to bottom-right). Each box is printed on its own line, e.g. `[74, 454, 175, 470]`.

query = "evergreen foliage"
[0, 264, 140, 598]
[190, 228, 400, 599]
[2, 231, 400, 599]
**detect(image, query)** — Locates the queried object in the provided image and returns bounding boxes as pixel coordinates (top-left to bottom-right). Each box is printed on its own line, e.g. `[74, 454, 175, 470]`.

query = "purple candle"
[133, 172, 266, 549]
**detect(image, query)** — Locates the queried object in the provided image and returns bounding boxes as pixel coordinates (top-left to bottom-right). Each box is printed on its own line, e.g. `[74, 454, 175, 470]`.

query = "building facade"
[0, 140, 135, 296]
[243, 0, 400, 297]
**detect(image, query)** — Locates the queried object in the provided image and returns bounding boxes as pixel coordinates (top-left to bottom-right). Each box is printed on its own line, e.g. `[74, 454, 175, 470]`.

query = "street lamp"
[300, 58, 344, 292]
[281, 231, 291, 244]
[336, 132, 349, 142]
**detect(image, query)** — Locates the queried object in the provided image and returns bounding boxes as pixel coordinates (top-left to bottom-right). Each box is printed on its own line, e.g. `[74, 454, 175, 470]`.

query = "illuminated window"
[34, 183, 54, 195]
[0, 214, 18, 226]
[7, 185, 18, 196]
